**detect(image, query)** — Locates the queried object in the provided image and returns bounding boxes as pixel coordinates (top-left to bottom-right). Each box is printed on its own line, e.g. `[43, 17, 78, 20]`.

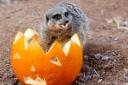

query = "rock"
[98, 79, 103, 83]
[94, 53, 102, 59]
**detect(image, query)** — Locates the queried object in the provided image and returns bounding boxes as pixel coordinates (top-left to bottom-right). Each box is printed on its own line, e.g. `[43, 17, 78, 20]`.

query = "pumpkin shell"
[11, 29, 83, 85]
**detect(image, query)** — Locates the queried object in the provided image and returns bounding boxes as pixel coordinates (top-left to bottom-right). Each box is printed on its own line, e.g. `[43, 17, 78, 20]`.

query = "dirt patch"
[0, 0, 128, 85]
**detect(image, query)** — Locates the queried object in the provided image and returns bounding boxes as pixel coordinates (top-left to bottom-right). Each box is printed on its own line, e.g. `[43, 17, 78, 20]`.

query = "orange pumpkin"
[11, 29, 83, 85]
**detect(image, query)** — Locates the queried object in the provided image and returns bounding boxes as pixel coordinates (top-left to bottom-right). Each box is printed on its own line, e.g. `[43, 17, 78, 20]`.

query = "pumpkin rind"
[11, 29, 83, 85]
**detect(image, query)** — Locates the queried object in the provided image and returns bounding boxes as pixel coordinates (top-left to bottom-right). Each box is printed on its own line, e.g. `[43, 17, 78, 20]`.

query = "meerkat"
[39, 2, 89, 49]
[39, 2, 90, 73]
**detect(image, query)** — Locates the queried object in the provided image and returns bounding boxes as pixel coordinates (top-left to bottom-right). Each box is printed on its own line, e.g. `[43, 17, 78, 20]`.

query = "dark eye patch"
[52, 14, 62, 20]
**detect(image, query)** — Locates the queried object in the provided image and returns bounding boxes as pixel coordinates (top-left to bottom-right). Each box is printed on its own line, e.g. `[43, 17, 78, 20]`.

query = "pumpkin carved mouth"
[11, 29, 83, 85]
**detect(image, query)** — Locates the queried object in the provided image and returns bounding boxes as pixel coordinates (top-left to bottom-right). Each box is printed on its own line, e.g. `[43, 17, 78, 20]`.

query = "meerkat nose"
[64, 20, 69, 26]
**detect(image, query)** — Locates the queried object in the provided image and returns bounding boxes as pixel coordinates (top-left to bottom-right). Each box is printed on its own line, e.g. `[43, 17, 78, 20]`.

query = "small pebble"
[98, 79, 103, 83]
[95, 53, 102, 59]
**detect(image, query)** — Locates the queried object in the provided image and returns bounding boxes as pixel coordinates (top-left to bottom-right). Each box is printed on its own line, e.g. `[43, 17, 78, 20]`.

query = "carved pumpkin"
[11, 29, 83, 85]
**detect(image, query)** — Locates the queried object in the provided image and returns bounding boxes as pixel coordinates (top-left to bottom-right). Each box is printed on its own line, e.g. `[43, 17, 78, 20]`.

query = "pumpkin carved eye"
[11, 29, 83, 85]
[13, 53, 21, 59]
[50, 56, 61, 66]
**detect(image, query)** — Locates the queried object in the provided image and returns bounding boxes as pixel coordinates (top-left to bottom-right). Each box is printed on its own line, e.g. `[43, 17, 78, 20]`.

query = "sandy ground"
[0, 0, 128, 85]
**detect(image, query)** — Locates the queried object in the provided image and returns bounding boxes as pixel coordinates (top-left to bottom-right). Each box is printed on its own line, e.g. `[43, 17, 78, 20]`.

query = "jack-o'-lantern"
[11, 29, 83, 85]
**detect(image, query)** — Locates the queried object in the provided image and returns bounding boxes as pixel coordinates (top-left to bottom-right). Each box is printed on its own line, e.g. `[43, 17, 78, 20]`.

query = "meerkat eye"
[64, 12, 69, 17]
[52, 14, 62, 20]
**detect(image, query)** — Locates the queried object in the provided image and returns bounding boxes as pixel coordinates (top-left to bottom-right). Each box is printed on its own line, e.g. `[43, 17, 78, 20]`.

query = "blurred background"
[0, 0, 128, 85]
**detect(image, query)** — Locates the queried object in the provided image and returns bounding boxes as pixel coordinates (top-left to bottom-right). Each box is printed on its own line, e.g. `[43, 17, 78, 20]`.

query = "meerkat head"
[45, 7, 73, 31]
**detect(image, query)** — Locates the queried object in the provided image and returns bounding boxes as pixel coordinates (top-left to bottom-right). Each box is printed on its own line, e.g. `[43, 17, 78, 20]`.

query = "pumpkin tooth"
[71, 34, 81, 47]
[24, 29, 40, 50]
[13, 32, 23, 45]
[24, 40, 29, 50]
[63, 41, 71, 56]
[47, 42, 55, 54]
[50, 56, 61, 66]
[24, 29, 38, 48]
[24, 29, 35, 40]
[24, 29, 34, 50]
[24, 76, 46, 85]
